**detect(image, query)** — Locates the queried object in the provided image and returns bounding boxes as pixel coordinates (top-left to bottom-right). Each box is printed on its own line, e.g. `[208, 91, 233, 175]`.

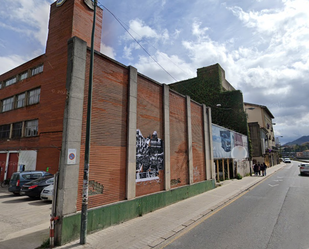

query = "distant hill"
[284, 136, 309, 146]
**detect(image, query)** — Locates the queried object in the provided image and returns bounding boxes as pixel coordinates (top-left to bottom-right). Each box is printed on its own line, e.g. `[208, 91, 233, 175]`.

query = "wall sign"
[67, 149, 77, 164]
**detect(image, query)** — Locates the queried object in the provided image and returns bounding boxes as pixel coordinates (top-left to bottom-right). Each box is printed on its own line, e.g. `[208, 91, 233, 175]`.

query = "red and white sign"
[67, 149, 77, 164]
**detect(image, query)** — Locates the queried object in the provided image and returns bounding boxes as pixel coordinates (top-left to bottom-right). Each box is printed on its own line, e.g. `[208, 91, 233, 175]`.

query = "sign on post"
[67, 149, 77, 164]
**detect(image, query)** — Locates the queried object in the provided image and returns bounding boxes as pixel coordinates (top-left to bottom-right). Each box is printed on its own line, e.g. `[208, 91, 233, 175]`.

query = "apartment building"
[245, 102, 279, 166]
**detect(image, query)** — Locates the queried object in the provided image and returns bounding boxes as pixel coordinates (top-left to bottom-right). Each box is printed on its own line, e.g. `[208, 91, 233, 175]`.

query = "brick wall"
[76, 53, 129, 209]
[191, 102, 206, 182]
[169, 91, 188, 188]
[136, 77, 164, 196]
[74, 51, 214, 210]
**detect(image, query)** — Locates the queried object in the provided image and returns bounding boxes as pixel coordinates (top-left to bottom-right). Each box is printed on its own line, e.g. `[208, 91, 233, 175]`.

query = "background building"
[169, 64, 251, 179]
[169, 63, 248, 136]
[245, 102, 279, 166]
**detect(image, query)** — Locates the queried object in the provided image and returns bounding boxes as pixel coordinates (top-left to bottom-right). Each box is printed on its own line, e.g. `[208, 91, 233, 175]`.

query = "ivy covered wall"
[170, 63, 248, 136]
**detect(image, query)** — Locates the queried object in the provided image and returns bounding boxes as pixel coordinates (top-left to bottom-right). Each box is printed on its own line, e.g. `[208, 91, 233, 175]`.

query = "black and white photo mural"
[136, 129, 164, 182]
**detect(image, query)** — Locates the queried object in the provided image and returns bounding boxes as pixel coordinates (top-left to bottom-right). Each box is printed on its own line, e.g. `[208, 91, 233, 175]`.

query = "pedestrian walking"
[253, 163, 258, 176]
[263, 162, 267, 176]
[260, 163, 265, 176]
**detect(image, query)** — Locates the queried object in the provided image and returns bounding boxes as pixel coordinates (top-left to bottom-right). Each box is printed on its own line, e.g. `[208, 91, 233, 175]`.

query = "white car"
[40, 184, 54, 201]
[284, 158, 291, 163]
[299, 163, 309, 176]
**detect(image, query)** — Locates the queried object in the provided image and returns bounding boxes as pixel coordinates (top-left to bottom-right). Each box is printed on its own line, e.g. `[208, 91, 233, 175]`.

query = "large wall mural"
[136, 129, 164, 182]
[212, 124, 248, 160]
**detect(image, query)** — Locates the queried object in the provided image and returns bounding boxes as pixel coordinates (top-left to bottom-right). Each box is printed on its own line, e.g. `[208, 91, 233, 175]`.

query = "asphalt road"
[163, 161, 309, 249]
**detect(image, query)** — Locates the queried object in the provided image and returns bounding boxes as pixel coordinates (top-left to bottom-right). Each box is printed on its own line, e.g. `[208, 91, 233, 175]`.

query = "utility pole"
[80, 0, 97, 245]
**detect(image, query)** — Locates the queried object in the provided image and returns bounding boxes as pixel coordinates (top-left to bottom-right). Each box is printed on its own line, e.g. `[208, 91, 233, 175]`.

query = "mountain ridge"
[284, 135, 309, 146]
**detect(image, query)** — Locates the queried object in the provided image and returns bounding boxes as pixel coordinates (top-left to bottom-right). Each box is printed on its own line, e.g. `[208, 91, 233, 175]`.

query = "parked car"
[8, 171, 53, 195]
[40, 184, 54, 201]
[21, 175, 54, 198]
[284, 158, 291, 163]
[299, 163, 309, 176]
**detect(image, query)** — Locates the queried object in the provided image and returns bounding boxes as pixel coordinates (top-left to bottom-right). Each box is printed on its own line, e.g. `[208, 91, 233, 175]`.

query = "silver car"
[40, 184, 54, 201]
[299, 163, 309, 176]
[284, 158, 291, 163]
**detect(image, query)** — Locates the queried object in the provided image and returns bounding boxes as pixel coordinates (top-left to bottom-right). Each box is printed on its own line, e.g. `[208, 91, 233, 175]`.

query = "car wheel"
[13, 192, 20, 196]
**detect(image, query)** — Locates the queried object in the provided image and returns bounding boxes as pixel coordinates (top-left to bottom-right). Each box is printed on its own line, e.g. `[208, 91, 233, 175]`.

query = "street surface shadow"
[2, 197, 38, 204]
[28, 200, 52, 206]
[0, 228, 49, 249]
[0, 194, 21, 199]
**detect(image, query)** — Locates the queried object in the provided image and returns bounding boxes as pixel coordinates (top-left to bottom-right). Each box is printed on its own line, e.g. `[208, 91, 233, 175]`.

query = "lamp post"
[80, 0, 97, 245]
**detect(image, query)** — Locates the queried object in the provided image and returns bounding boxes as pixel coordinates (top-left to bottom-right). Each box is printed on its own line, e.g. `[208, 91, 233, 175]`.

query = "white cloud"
[100, 43, 116, 59]
[126, 19, 169, 42]
[135, 51, 194, 83]
[1, 0, 51, 46]
[192, 21, 209, 39]
[0, 55, 27, 74]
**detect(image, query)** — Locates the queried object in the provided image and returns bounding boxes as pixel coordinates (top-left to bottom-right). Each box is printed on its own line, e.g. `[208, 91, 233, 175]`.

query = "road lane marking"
[268, 184, 279, 187]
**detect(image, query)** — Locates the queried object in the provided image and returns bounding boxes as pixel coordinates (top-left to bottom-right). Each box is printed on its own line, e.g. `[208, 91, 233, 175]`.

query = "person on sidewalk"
[253, 163, 258, 176]
[260, 163, 265, 176]
[263, 162, 267, 176]
[257, 163, 261, 176]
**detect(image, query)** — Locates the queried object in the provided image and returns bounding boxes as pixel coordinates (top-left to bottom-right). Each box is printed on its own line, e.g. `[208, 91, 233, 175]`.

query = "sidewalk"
[57, 163, 285, 249]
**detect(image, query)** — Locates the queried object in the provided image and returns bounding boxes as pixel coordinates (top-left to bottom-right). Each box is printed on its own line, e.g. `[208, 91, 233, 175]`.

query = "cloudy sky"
[0, 0, 308, 144]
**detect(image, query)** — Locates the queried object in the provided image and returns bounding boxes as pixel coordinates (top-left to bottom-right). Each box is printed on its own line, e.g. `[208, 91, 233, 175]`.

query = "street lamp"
[80, 0, 97, 245]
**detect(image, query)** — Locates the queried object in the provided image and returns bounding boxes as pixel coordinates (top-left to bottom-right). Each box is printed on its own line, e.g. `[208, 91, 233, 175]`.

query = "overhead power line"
[97, 2, 178, 82]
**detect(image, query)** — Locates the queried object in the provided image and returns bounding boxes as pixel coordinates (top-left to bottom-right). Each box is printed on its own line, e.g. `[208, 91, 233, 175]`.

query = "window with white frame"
[12, 122, 23, 138]
[5, 77, 17, 87]
[28, 88, 40, 105]
[0, 124, 10, 139]
[31, 65, 43, 76]
[20, 71, 28, 80]
[25, 120, 38, 137]
[2, 97, 15, 112]
[17, 93, 26, 108]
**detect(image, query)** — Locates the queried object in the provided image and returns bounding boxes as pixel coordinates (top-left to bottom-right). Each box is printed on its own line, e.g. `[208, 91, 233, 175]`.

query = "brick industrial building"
[0, 0, 222, 245]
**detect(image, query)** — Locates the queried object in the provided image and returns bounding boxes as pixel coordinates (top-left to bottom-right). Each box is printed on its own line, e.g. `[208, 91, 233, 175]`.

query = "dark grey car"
[8, 171, 52, 195]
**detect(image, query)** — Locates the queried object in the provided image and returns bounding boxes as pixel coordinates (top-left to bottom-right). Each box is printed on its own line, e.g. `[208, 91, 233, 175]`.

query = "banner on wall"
[136, 129, 164, 182]
[212, 124, 248, 160]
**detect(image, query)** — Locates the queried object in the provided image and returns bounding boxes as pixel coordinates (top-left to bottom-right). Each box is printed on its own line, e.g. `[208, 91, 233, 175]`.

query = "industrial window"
[25, 120, 38, 137]
[12, 122, 23, 138]
[17, 93, 26, 108]
[0, 124, 10, 139]
[20, 71, 28, 80]
[2, 97, 15, 112]
[5, 77, 17, 87]
[28, 88, 40, 105]
[31, 65, 43, 76]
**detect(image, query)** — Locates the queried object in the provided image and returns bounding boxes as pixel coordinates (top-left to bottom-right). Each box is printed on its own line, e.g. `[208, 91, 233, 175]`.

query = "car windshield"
[21, 173, 43, 180]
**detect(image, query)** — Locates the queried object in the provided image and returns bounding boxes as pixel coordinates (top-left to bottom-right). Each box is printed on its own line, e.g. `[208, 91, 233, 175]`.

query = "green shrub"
[236, 173, 243, 180]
